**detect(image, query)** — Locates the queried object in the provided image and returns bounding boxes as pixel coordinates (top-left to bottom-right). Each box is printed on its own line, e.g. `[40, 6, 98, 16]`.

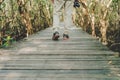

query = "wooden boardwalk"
[0, 28, 120, 80]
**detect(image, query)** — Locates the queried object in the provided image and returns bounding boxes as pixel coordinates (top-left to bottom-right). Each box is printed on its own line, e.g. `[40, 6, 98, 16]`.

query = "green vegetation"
[0, 0, 53, 47]
[0, 0, 120, 54]
[74, 0, 120, 53]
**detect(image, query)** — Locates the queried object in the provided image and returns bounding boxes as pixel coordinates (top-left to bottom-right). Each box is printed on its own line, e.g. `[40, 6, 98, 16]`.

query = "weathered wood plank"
[0, 28, 119, 80]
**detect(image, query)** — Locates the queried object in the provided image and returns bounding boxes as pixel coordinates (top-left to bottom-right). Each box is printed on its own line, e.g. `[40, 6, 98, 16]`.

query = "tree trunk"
[91, 12, 95, 36]
[100, 0, 112, 45]
[17, 0, 33, 37]
[79, 0, 89, 31]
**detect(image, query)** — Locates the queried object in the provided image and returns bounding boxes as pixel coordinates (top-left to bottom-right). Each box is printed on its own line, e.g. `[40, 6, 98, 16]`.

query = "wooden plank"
[0, 28, 119, 80]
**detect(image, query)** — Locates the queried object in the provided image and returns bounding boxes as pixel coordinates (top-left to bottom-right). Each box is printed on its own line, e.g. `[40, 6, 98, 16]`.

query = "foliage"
[0, 0, 53, 47]
[75, 0, 120, 52]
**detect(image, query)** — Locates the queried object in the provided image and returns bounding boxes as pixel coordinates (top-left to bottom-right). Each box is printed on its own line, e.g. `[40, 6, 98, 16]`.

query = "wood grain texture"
[0, 28, 119, 80]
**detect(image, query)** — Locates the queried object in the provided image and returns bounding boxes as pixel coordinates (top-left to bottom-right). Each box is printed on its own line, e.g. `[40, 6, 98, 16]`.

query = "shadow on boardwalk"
[0, 28, 120, 80]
